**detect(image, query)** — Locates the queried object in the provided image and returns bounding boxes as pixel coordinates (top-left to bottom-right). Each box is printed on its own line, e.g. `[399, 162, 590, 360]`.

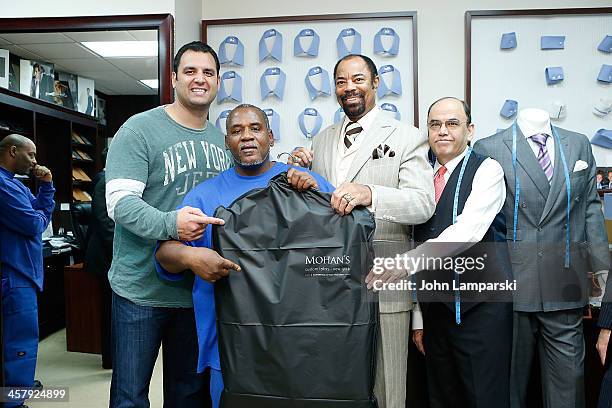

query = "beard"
[340, 91, 366, 119]
[230, 148, 271, 170]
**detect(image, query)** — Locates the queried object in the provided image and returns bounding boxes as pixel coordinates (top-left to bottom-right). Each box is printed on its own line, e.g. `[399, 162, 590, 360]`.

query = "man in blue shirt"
[0, 134, 55, 408]
[155, 104, 334, 407]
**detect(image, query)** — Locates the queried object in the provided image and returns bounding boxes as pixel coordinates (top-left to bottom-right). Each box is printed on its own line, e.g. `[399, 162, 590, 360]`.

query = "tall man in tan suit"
[291, 54, 435, 408]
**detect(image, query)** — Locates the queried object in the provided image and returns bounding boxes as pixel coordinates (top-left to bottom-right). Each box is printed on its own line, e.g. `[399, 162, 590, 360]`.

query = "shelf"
[72, 159, 95, 165]
[0, 87, 97, 127]
[71, 142, 95, 149]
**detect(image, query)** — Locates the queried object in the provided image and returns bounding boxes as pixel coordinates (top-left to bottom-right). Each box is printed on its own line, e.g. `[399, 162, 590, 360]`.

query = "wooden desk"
[64, 263, 102, 354]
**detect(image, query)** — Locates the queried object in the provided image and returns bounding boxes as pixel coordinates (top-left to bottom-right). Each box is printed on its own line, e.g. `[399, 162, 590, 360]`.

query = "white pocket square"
[573, 160, 588, 172]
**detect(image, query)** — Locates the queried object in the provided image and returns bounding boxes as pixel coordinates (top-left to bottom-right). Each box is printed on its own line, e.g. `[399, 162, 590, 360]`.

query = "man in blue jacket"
[0, 134, 55, 408]
[155, 104, 334, 408]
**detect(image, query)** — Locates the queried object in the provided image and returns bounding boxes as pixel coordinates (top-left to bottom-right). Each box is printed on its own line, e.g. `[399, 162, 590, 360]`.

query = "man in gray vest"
[409, 97, 512, 408]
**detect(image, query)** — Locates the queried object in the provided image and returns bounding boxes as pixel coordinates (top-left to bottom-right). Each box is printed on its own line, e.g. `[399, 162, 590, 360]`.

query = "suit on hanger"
[473, 126, 609, 408]
[311, 110, 434, 408]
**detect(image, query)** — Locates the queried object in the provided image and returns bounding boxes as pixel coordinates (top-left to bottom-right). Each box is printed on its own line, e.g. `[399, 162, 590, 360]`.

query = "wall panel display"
[466, 8, 612, 165]
[203, 12, 417, 158]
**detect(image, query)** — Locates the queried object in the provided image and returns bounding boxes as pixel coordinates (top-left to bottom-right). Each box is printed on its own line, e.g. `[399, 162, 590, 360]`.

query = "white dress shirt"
[412, 147, 506, 330]
[332, 106, 380, 211]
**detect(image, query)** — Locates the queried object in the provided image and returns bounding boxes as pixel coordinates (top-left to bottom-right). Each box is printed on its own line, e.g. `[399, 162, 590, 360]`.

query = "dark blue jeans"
[109, 291, 208, 408]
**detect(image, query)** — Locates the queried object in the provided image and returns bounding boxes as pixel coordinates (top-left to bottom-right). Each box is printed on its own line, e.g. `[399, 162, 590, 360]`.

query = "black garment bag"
[213, 173, 378, 408]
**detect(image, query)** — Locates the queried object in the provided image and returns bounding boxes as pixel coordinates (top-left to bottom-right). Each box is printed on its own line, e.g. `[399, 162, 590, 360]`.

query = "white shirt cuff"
[366, 184, 377, 213]
[412, 303, 423, 330]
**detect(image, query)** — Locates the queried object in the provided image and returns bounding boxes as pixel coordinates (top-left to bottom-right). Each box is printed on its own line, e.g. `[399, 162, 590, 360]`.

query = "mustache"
[341, 91, 364, 101]
[239, 143, 257, 150]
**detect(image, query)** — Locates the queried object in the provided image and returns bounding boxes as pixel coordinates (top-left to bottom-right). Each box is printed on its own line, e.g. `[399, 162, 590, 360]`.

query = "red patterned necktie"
[434, 166, 447, 203]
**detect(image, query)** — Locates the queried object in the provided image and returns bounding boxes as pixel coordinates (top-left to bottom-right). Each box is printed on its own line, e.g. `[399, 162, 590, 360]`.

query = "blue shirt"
[156, 162, 334, 372]
[0, 166, 55, 291]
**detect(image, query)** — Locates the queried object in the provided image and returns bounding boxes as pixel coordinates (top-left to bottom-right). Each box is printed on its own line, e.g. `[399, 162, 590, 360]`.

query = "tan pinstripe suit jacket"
[311, 111, 435, 313]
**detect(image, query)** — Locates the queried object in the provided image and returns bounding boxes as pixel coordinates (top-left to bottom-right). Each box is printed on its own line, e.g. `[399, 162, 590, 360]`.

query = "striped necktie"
[530, 133, 553, 183]
[344, 121, 363, 149]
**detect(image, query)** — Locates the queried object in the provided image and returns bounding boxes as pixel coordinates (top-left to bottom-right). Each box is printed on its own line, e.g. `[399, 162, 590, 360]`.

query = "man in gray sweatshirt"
[105, 41, 230, 407]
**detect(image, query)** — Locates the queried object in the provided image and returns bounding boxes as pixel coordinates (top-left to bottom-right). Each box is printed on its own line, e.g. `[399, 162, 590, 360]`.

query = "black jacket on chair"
[84, 171, 114, 277]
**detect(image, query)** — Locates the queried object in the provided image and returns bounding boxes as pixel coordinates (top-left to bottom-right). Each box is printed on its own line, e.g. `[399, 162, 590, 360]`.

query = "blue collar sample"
[380, 103, 401, 120]
[260, 67, 286, 100]
[215, 109, 232, 133]
[218, 71, 242, 103]
[263, 108, 281, 141]
[218, 36, 244, 66]
[294, 28, 320, 57]
[259, 29, 283, 62]
[592, 129, 612, 149]
[305, 66, 332, 100]
[336, 27, 361, 58]
[334, 107, 345, 124]
[373, 27, 400, 56]
[298, 108, 323, 138]
[377, 64, 402, 97]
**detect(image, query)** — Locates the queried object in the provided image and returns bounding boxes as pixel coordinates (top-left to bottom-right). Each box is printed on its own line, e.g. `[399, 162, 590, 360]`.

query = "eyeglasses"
[427, 120, 468, 131]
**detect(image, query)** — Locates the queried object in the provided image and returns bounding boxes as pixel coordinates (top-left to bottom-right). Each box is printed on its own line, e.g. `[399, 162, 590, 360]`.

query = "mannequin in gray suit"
[290, 54, 435, 408]
[473, 108, 609, 408]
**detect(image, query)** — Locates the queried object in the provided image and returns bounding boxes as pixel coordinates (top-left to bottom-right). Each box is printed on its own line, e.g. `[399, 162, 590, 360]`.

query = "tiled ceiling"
[0, 30, 158, 96]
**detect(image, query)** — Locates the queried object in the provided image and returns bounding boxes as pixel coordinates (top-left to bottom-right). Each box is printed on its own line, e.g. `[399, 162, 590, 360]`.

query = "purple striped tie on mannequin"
[530, 133, 554, 183]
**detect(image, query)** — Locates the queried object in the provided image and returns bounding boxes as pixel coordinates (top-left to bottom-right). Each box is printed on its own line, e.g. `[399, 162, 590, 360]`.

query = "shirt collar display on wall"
[593, 97, 612, 117]
[373, 27, 400, 56]
[298, 108, 323, 138]
[218, 71, 242, 103]
[541, 35, 565, 50]
[598, 64, 612, 83]
[294, 28, 319, 57]
[377, 65, 402, 98]
[380, 103, 400, 120]
[259, 29, 283, 62]
[336, 27, 361, 58]
[304, 66, 331, 100]
[263, 108, 281, 141]
[592, 129, 612, 149]
[260, 67, 286, 100]
[218, 36, 244, 66]
[500, 32, 517, 50]
[215, 109, 232, 133]
[545, 66, 564, 85]
[500, 99, 518, 119]
[598, 35, 612, 53]
[334, 107, 345, 124]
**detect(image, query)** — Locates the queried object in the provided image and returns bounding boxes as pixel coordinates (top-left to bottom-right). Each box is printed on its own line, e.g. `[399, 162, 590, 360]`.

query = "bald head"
[0, 134, 33, 153]
[226, 104, 270, 134]
[427, 97, 472, 125]
[0, 134, 37, 175]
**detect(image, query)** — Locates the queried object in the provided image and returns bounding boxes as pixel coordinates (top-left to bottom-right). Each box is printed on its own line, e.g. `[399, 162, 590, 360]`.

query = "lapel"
[320, 122, 341, 181]
[503, 126, 550, 200]
[345, 113, 396, 182]
[539, 128, 571, 224]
